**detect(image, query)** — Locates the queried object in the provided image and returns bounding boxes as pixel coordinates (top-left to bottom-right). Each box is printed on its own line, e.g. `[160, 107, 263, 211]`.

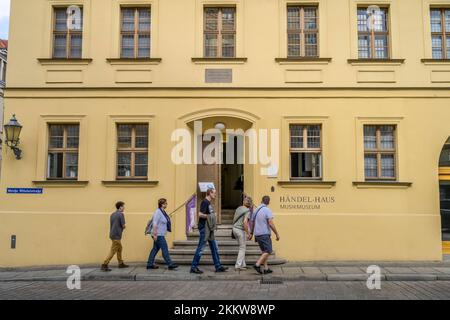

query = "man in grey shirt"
[250, 196, 280, 275]
[101, 201, 129, 272]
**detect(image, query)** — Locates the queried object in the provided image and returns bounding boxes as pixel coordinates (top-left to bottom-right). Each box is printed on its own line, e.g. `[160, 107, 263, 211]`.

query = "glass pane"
[290, 125, 304, 149]
[53, 34, 67, 58]
[439, 138, 450, 166]
[372, 8, 388, 32]
[204, 34, 218, 57]
[304, 7, 318, 30]
[222, 8, 235, 31]
[364, 154, 378, 178]
[290, 153, 321, 178]
[305, 33, 318, 57]
[70, 34, 82, 58]
[54, 8, 68, 32]
[138, 8, 151, 32]
[307, 125, 321, 148]
[48, 153, 64, 178]
[67, 7, 83, 31]
[374, 35, 388, 59]
[117, 152, 132, 177]
[49, 125, 64, 148]
[117, 125, 132, 148]
[205, 8, 219, 32]
[380, 125, 395, 150]
[138, 34, 150, 58]
[288, 33, 301, 57]
[222, 34, 235, 58]
[66, 125, 79, 148]
[432, 35, 443, 59]
[358, 35, 371, 59]
[381, 154, 395, 178]
[287, 7, 301, 30]
[122, 8, 135, 32]
[446, 10, 450, 32]
[430, 9, 442, 33]
[135, 153, 148, 177]
[121, 35, 135, 58]
[135, 124, 149, 148]
[364, 126, 377, 150]
[357, 9, 369, 32]
[447, 38, 450, 58]
[65, 153, 79, 178]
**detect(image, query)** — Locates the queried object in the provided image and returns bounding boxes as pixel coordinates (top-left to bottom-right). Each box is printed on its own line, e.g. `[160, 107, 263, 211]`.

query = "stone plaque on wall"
[205, 69, 233, 83]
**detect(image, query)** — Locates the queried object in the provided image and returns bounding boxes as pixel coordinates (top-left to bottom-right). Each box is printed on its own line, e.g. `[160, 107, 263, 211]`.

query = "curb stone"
[1, 272, 450, 282]
[437, 274, 450, 280]
[327, 274, 373, 281]
[385, 274, 438, 281]
[82, 274, 136, 281]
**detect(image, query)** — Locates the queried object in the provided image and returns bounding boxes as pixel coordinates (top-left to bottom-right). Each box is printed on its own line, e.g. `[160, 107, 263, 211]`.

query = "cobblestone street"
[1, 280, 449, 300]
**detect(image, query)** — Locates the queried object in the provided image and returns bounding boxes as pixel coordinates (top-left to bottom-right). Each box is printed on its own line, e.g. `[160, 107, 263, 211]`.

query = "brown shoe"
[101, 264, 112, 272]
[118, 263, 129, 269]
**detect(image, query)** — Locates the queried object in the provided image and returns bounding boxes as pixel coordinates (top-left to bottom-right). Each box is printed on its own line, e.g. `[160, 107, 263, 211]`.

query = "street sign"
[7, 188, 43, 194]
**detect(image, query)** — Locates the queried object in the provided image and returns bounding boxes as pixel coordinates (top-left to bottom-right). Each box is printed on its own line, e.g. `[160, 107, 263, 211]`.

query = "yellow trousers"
[103, 240, 123, 265]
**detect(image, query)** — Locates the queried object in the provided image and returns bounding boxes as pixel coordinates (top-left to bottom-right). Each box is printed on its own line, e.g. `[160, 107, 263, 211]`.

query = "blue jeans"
[147, 236, 174, 267]
[191, 226, 222, 270]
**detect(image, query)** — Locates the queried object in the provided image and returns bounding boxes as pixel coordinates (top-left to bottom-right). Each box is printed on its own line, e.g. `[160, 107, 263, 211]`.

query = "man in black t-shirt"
[190, 188, 228, 274]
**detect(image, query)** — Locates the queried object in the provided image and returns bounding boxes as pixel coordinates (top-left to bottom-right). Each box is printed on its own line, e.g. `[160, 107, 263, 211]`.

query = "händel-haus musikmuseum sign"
[280, 195, 336, 210]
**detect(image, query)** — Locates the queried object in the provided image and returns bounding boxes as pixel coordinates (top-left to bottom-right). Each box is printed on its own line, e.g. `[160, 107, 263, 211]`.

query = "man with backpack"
[249, 196, 280, 275]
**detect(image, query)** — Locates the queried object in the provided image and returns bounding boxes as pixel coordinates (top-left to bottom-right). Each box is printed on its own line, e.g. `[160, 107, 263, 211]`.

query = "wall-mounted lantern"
[3, 114, 23, 160]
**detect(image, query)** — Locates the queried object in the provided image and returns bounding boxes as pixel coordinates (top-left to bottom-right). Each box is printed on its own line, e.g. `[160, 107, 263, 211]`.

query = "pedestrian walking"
[101, 201, 129, 272]
[249, 196, 280, 275]
[190, 188, 229, 274]
[232, 196, 252, 270]
[146, 198, 179, 270]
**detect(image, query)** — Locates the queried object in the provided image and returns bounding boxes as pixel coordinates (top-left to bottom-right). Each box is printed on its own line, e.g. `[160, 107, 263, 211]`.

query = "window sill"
[347, 59, 405, 66]
[191, 57, 248, 65]
[278, 180, 336, 189]
[106, 58, 162, 65]
[421, 59, 450, 65]
[275, 57, 332, 65]
[32, 180, 89, 188]
[102, 180, 159, 188]
[37, 58, 93, 66]
[352, 181, 412, 189]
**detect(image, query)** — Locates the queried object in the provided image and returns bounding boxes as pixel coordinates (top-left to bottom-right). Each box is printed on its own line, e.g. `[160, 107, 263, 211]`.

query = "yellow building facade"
[1, 0, 450, 267]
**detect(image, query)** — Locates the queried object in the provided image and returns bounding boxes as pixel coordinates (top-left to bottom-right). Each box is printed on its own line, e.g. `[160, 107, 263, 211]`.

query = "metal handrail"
[166, 193, 196, 218]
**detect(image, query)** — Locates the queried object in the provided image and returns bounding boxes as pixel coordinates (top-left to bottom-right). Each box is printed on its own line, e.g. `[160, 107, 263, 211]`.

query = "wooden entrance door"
[197, 139, 222, 224]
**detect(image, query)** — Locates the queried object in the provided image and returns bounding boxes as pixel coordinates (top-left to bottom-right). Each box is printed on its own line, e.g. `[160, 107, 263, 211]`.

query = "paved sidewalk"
[1, 259, 450, 282]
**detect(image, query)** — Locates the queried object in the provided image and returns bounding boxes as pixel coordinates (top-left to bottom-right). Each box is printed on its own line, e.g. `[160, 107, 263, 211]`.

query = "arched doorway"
[180, 109, 259, 225]
[439, 137, 450, 254]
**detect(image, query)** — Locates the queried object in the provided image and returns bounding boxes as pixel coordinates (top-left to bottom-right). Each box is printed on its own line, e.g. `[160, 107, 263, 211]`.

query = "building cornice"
[4, 86, 450, 100]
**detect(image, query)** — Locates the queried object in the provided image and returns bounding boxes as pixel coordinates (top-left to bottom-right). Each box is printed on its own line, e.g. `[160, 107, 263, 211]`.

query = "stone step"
[187, 229, 236, 238]
[187, 236, 245, 241]
[167, 248, 275, 256]
[173, 240, 259, 248]
[156, 257, 286, 265]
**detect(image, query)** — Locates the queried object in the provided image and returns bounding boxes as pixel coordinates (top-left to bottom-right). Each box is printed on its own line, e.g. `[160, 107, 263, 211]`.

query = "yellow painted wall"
[1, 0, 449, 266]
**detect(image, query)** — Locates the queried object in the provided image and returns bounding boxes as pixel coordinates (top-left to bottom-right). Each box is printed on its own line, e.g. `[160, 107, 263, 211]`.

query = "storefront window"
[440, 184, 450, 241]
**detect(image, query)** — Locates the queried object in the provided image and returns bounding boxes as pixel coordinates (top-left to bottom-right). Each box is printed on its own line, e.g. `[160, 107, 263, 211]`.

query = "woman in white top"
[146, 198, 178, 270]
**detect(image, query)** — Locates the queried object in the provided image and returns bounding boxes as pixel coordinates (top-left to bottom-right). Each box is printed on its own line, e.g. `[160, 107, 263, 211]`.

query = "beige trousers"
[233, 227, 247, 268]
[103, 240, 123, 265]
